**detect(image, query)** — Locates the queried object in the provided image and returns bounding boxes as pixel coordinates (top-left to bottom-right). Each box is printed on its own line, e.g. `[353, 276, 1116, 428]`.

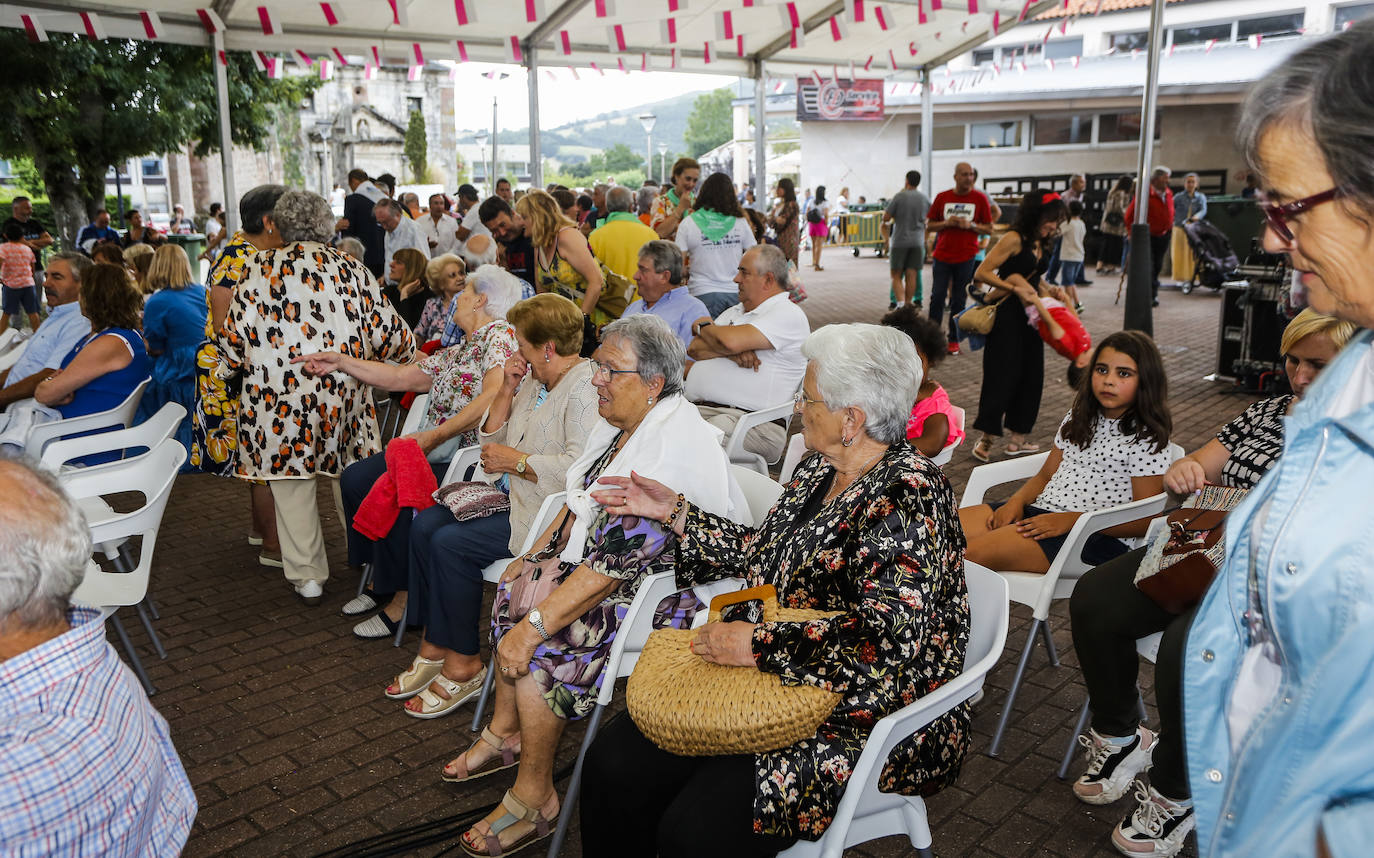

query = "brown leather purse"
[1134, 485, 1247, 614]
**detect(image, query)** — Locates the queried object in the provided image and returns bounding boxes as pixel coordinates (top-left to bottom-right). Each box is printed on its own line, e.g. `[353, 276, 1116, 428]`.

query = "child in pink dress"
[881, 305, 966, 458]
[0, 222, 39, 336]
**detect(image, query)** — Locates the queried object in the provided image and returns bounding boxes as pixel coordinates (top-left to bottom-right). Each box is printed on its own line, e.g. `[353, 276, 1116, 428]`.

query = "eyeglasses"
[793, 389, 825, 410]
[1259, 187, 1345, 243]
[591, 361, 639, 381]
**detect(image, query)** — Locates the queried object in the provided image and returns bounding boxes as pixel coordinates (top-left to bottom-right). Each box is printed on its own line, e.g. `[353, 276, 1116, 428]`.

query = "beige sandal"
[384, 655, 444, 700]
[404, 666, 487, 719]
[460, 789, 559, 857]
[442, 727, 521, 783]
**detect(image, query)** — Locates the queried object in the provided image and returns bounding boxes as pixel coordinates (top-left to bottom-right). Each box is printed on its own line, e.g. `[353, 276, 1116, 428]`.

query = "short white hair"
[801, 324, 922, 445]
[0, 457, 91, 630]
[462, 235, 499, 269]
[467, 264, 522, 320]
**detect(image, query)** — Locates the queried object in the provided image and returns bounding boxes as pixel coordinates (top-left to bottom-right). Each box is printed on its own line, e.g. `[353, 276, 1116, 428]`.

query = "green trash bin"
[1203, 196, 1264, 262]
[166, 233, 206, 263]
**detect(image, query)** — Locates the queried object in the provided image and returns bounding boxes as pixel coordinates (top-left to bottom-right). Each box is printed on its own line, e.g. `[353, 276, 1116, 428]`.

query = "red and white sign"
[796, 77, 885, 121]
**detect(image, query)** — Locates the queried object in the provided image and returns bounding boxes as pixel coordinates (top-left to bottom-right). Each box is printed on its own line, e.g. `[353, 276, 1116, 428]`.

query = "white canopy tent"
[2, 0, 1057, 230]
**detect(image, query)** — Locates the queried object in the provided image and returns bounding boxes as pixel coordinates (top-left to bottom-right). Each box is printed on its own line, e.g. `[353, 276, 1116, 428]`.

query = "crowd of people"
[4, 21, 1374, 858]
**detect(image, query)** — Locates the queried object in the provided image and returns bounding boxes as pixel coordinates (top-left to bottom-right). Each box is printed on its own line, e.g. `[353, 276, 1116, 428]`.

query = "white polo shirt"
[685, 291, 809, 411]
[417, 212, 461, 257]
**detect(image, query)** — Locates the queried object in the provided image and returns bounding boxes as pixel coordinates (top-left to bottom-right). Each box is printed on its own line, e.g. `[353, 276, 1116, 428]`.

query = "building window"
[1237, 12, 1304, 38]
[407, 96, 423, 114]
[1110, 31, 1149, 51]
[972, 48, 995, 66]
[1170, 22, 1232, 45]
[1098, 111, 1161, 143]
[969, 121, 1022, 149]
[907, 124, 967, 155]
[1335, 3, 1374, 28]
[1033, 114, 1093, 146]
[1044, 37, 1084, 59]
[141, 158, 164, 178]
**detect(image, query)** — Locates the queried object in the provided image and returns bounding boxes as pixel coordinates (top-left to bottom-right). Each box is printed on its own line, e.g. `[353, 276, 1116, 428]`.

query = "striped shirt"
[0, 607, 196, 856]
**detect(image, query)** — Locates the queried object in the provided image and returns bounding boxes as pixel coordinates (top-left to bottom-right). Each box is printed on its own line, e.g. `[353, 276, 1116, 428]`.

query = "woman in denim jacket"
[1180, 22, 1374, 858]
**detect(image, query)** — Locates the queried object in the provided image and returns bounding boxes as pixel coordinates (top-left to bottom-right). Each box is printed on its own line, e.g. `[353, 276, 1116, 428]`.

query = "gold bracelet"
[662, 492, 686, 527]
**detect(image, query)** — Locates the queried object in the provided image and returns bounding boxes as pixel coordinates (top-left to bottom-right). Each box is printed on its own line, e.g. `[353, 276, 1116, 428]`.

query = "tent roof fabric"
[4, 0, 1058, 78]
[1033, 0, 1188, 20]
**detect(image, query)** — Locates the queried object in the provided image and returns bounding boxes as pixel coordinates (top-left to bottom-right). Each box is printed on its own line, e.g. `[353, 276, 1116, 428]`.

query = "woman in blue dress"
[136, 244, 207, 463]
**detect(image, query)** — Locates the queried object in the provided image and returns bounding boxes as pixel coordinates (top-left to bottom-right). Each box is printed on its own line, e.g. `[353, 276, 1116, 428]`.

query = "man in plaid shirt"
[0, 457, 195, 856]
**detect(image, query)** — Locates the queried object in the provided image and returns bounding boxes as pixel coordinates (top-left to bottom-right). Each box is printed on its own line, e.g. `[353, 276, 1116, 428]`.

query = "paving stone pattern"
[125, 248, 1259, 856]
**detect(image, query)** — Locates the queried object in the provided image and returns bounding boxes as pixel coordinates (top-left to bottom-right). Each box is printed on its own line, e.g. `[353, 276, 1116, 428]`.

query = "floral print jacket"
[674, 442, 970, 841]
[216, 241, 416, 479]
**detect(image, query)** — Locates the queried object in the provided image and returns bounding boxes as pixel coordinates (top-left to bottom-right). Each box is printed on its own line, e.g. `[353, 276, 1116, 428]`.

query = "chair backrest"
[440, 444, 481, 485]
[40, 402, 186, 472]
[66, 438, 185, 609]
[929, 406, 967, 468]
[0, 328, 20, 355]
[518, 491, 567, 555]
[723, 398, 796, 474]
[729, 464, 784, 528]
[23, 377, 151, 460]
[959, 451, 1049, 507]
[400, 393, 429, 436]
[778, 433, 810, 484]
[0, 337, 27, 372]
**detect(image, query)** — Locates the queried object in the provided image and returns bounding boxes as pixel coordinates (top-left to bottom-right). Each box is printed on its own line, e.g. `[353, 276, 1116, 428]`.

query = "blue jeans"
[1059, 261, 1084, 292]
[930, 258, 976, 343]
[1045, 237, 1064, 284]
[699, 290, 741, 318]
[408, 505, 511, 655]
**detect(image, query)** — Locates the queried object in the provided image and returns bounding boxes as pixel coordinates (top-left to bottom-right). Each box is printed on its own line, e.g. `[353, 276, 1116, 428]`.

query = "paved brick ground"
[116, 246, 1261, 857]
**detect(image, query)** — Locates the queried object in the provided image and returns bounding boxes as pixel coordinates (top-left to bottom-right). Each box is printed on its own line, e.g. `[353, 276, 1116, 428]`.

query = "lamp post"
[638, 112, 656, 184]
[474, 129, 489, 197]
[657, 142, 669, 185]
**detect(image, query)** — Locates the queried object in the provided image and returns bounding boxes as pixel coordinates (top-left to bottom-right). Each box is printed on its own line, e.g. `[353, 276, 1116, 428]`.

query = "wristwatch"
[693, 320, 712, 337]
[528, 609, 551, 641]
[516, 454, 529, 475]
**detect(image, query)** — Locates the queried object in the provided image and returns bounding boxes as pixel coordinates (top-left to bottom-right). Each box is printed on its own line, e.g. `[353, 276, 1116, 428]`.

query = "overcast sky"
[448, 63, 740, 132]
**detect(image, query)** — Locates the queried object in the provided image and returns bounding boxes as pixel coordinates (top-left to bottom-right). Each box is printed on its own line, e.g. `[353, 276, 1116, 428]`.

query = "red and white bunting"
[667, 0, 688, 11]
[139, 10, 163, 39]
[991, 11, 1000, 32]
[388, 0, 408, 27]
[450, 65, 459, 80]
[595, 0, 616, 18]
[560, 30, 572, 54]
[257, 6, 282, 35]
[454, 0, 477, 26]
[332, 47, 349, 66]
[1248, 33, 1262, 49]
[545, 69, 556, 81]
[703, 42, 712, 64]
[931, 0, 942, 9]
[320, 59, 334, 80]
[525, 0, 546, 23]
[918, 0, 927, 25]
[779, 3, 802, 29]
[20, 14, 47, 42]
[1017, 0, 1033, 22]
[1060, 19, 1068, 34]
[828, 15, 848, 41]
[736, 35, 747, 58]
[810, 67, 824, 84]
[1130, 48, 1140, 59]
[1042, 26, 1052, 44]
[849, 60, 858, 80]
[911, 80, 920, 93]
[888, 49, 898, 70]
[196, 8, 223, 33]
[80, 11, 108, 39]
[589, 61, 604, 75]
[1204, 38, 1217, 53]
[507, 36, 523, 63]
[217, 49, 228, 65]
[568, 66, 580, 79]
[320, 3, 345, 25]
[269, 57, 284, 78]
[670, 48, 679, 69]
[371, 46, 382, 66]
[641, 53, 649, 71]
[608, 24, 627, 52]
[455, 40, 468, 62]
[411, 43, 424, 65]
[1166, 42, 1175, 56]
[617, 57, 627, 73]
[845, 0, 866, 24]
[1018, 60, 1027, 73]
[875, 5, 891, 29]
[833, 64, 841, 83]
[364, 63, 377, 80]
[1071, 55, 1080, 67]
[1045, 57, 1055, 70]
[908, 40, 918, 55]
[252, 51, 268, 72]
[714, 11, 734, 41]
[773, 79, 785, 93]
[295, 49, 313, 66]
[863, 55, 874, 71]
[788, 28, 804, 50]
[968, 0, 978, 13]
[661, 19, 677, 43]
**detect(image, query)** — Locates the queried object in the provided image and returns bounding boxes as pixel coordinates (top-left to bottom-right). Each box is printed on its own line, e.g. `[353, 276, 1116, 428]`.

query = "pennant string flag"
[456, 40, 468, 62]
[668, 0, 688, 10]
[140, 10, 163, 39]
[560, 30, 573, 54]
[525, 0, 546, 23]
[736, 35, 747, 58]
[608, 24, 627, 52]
[412, 43, 424, 65]
[257, 6, 281, 35]
[196, 8, 223, 33]
[875, 5, 890, 29]
[918, 0, 928, 25]
[454, 1, 477, 26]
[81, 11, 108, 39]
[332, 47, 349, 65]
[715, 11, 734, 41]
[779, 3, 802, 29]
[661, 19, 678, 43]
[507, 36, 523, 63]
[829, 15, 848, 41]
[388, 0, 409, 27]
[595, 0, 616, 17]
[788, 29, 804, 50]
[846, 0, 866, 24]
[320, 3, 345, 26]
[20, 14, 47, 42]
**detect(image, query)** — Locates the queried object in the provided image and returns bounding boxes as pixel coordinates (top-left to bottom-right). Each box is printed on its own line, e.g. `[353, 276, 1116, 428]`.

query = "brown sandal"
[442, 727, 521, 783]
[459, 789, 559, 857]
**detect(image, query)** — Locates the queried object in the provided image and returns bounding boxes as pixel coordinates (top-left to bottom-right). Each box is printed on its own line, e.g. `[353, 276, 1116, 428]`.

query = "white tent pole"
[754, 60, 767, 205]
[1125, 0, 1167, 333]
[526, 45, 542, 189]
[920, 68, 934, 200]
[213, 29, 238, 234]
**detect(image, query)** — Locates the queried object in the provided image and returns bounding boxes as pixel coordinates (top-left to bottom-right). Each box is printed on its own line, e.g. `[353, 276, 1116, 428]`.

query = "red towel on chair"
[351, 437, 440, 541]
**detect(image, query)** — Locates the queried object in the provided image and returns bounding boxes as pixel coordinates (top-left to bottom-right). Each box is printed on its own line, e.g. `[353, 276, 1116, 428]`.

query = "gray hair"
[461, 234, 499, 268]
[1237, 20, 1374, 214]
[1151, 167, 1172, 181]
[605, 186, 634, 213]
[801, 324, 922, 445]
[426, 252, 465, 287]
[593, 183, 611, 195]
[272, 190, 337, 244]
[50, 250, 92, 284]
[374, 197, 404, 217]
[1184, 172, 1200, 181]
[599, 314, 686, 398]
[467, 263, 522, 320]
[240, 183, 288, 234]
[337, 236, 366, 261]
[749, 244, 791, 293]
[0, 456, 91, 631]
[637, 240, 683, 286]
[636, 186, 657, 216]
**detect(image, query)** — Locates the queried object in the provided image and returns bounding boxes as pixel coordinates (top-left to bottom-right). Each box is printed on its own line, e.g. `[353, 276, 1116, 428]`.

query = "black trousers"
[1148, 233, 1170, 296]
[973, 296, 1045, 437]
[1069, 547, 1193, 799]
[580, 714, 799, 858]
[339, 451, 447, 595]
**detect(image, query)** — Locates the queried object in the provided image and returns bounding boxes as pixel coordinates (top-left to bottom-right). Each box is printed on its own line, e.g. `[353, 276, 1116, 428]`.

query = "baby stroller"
[1181, 220, 1240, 294]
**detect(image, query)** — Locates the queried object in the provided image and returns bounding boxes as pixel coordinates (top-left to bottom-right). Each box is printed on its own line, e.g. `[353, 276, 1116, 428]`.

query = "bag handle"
[708, 584, 779, 623]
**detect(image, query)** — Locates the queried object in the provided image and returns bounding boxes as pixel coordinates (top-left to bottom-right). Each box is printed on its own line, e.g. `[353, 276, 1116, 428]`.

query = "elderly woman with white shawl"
[449, 313, 743, 857]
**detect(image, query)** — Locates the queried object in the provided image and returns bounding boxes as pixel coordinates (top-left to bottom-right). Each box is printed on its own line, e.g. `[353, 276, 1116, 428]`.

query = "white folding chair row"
[781, 564, 1010, 858]
[779, 433, 810, 485]
[959, 443, 1183, 756]
[723, 396, 796, 476]
[23, 377, 150, 460]
[399, 392, 428, 436]
[41, 402, 186, 474]
[65, 438, 186, 696]
[0, 328, 21, 355]
[928, 406, 967, 468]
[0, 336, 27, 373]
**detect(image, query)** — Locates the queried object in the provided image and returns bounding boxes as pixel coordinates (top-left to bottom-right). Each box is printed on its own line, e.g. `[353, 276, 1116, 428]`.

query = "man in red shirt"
[1124, 167, 1175, 307]
[927, 162, 994, 354]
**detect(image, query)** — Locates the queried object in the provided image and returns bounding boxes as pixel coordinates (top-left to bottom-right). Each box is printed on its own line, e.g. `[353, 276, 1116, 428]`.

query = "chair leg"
[1039, 619, 1060, 667]
[134, 600, 167, 660]
[1136, 688, 1148, 723]
[1057, 698, 1092, 780]
[144, 591, 161, 620]
[470, 659, 498, 732]
[988, 619, 1041, 757]
[547, 703, 606, 858]
[110, 613, 157, 696]
[356, 563, 372, 597]
[392, 597, 407, 647]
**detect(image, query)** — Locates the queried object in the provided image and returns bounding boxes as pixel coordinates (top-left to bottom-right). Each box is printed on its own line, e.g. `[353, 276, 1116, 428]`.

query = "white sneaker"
[1072, 726, 1156, 805]
[1112, 779, 1194, 857]
[294, 579, 324, 605]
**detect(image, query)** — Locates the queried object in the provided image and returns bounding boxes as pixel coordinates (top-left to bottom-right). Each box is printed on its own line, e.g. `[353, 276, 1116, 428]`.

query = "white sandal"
[404, 666, 487, 719]
[384, 655, 444, 700]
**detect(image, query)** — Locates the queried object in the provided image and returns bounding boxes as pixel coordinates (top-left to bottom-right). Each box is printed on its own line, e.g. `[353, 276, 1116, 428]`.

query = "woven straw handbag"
[626, 584, 842, 756]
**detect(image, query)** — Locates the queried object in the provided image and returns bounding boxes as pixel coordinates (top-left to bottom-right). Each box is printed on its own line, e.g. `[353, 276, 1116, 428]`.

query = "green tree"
[405, 110, 427, 182]
[683, 88, 734, 158]
[0, 33, 317, 245]
[599, 143, 643, 173]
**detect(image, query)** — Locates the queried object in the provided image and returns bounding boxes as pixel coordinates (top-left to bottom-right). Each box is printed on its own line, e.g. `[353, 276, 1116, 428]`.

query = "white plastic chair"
[779, 433, 811, 484]
[780, 564, 1010, 858]
[722, 398, 795, 475]
[0, 328, 21, 355]
[41, 402, 186, 473]
[730, 463, 785, 527]
[399, 392, 429, 436]
[929, 406, 966, 468]
[64, 438, 186, 696]
[0, 337, 27, 373]
[1056, 632, 1162, 780]
[23, 377, 150, 460]
[960, 443, 1182, 756]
